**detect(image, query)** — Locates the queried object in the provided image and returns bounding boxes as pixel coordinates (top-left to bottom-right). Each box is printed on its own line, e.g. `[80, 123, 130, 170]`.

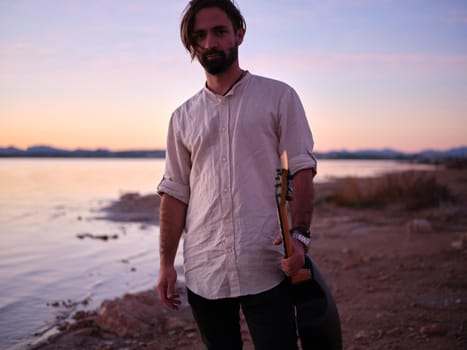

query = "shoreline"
[28, 167, 467, 349]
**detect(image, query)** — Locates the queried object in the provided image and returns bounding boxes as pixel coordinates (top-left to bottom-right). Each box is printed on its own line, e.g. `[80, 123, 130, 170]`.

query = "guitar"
[275, 151, 313, 284]
[275, 151, 342, 350]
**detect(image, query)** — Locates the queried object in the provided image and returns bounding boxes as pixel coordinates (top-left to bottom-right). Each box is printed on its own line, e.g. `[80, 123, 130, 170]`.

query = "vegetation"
[327, 171, 452, 210]
[444, 158, 467, 170]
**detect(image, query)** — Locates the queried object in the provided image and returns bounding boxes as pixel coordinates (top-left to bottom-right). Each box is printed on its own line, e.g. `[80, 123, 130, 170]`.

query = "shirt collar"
[203, 70, 250, 99]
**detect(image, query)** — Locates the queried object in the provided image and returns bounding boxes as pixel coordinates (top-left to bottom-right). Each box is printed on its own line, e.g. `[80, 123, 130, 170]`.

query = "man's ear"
[236, 28, 245, 46]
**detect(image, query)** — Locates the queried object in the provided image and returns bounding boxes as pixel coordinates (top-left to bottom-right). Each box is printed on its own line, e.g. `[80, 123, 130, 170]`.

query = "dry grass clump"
[328, 171, 451, 210]
[444, 158, 467, 170]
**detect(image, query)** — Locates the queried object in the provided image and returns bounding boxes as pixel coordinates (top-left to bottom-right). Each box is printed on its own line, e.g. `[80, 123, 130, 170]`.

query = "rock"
[386, 327, 401, 336]
[94, 290, 165, 338]
[76, 233, 119, 241]
[419, 324, 447, 337]
[66, 317, 95, 331]
[73, 310, 94, 320]
[451, 240, 464, 250]
[354, 330, 368, 340]
[406, 219, 433, 234]
[70, 327, 97, 337]
[451, 233, 467, 250]
[102, 192, 160, 223]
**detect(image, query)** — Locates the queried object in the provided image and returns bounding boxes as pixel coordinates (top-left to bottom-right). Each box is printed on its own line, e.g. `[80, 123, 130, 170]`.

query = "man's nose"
[203, 32, 217, 50]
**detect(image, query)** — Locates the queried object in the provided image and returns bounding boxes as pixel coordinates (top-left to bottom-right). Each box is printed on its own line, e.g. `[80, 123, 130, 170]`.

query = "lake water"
[0, 158, 436, 349]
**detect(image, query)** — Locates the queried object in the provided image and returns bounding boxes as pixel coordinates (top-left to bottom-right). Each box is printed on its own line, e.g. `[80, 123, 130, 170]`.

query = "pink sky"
[1, 0, 466, 152]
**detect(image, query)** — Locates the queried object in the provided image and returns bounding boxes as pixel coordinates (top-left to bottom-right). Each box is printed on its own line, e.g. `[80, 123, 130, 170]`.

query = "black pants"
[187, 280, 298, 350]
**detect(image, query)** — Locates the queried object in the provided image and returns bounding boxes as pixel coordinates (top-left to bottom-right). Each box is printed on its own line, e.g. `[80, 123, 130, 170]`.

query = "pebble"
[406, 219, 433, 233]
[419, 324, 447, 337]
[354, 330, 368, 340]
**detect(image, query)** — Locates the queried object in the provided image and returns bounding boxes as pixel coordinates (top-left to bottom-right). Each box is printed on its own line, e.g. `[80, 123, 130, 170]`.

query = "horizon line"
[1, 144, 466, 155]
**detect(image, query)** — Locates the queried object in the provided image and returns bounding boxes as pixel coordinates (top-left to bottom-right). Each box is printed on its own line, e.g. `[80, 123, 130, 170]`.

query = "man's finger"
[166, 294, 182, 310]
[160, 290, 181, 310]
[272, 235, 283, 245]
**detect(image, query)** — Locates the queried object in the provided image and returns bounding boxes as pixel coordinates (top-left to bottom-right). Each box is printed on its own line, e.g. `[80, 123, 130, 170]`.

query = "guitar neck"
[277, 168, 311, 284]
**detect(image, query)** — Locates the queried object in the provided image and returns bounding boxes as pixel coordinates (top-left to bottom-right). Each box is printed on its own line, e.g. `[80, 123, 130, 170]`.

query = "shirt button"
[223, 188, 228, 192]
[222, 157, 227, 161]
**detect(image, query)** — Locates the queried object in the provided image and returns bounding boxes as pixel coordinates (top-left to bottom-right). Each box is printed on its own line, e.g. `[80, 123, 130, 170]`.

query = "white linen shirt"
[157, 71, 317, 299]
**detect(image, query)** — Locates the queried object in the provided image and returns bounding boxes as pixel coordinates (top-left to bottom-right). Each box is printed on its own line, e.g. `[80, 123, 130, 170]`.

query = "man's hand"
[273, 236, 306, 277]
[281, 238, 306, 277]
[156, 266, 181, 310]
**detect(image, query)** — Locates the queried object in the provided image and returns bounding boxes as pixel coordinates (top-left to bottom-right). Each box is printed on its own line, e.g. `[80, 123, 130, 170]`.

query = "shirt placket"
[217, 96, 240, 295]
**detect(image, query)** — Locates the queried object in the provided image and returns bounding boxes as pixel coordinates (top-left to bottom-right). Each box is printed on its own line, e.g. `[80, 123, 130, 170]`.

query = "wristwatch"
[292, 232, 311, 249]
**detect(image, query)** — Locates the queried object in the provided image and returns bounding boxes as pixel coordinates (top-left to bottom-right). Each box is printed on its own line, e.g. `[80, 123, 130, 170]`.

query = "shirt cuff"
[157, 177, 190, 204]
[289, 152, 317, 176]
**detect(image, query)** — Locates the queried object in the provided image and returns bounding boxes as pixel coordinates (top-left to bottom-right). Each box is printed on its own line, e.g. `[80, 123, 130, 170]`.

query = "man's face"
[192, 7, 244, 75]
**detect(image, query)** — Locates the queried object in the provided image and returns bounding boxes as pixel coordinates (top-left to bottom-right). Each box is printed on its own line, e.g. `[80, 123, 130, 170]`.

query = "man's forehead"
[193, 7, 232, 31]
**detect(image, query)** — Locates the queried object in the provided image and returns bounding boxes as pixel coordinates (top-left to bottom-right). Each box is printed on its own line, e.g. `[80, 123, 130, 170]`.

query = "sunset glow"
[1, 0, 466, 152]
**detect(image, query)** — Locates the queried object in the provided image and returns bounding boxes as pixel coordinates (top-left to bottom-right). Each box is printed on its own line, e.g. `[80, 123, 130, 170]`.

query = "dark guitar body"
[292, 255, 342, 350]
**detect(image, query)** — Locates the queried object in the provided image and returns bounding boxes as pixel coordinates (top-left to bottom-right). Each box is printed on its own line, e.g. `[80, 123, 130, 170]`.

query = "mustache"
[202, 49, 226, 59]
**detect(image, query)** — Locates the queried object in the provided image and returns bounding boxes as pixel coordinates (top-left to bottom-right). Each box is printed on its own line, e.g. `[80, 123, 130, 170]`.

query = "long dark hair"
[180, 0, 246, 59]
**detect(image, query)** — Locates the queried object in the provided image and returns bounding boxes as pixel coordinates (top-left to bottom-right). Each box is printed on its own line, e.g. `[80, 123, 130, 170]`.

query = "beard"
[197, 45, 238, 75]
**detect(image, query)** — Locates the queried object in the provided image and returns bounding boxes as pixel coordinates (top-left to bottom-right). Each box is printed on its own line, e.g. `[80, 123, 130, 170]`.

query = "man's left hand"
[273, 236, 306, 277]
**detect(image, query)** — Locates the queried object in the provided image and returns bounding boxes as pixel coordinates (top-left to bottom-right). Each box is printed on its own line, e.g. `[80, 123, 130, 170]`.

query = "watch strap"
[290, 226, 311, 238]
[292, 232, 311, 249]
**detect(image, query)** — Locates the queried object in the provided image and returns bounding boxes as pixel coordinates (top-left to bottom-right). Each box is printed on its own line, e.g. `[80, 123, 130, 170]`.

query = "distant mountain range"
[315, 146, 467, 160]
[0, 145, 466, 160]
[0, 146, 165, 158]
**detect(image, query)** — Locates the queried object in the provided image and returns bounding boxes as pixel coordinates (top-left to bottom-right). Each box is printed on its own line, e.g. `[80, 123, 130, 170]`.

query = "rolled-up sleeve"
[278, 87, 317, 176]
[289, 151, 317, 176]
[157, 113, 191, 204]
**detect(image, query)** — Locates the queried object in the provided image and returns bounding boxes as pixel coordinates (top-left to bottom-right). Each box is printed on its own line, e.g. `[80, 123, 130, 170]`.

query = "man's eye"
[215, 29, 226, 36]
[193, 33, 206, 41]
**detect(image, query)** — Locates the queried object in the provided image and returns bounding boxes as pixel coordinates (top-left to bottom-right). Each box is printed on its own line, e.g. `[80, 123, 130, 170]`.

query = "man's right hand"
[156, 266, 181, 310]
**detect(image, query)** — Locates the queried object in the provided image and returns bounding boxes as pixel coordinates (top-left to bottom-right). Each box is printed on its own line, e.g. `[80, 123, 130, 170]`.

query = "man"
[156, 1, 317, 349]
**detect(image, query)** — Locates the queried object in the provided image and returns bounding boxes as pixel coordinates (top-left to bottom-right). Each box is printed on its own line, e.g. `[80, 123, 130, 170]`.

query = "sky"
[1, 0, 466, 153]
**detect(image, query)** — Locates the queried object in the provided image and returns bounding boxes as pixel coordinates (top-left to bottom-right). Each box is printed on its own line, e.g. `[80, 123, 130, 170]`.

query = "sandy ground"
[29, 167, 467, 350]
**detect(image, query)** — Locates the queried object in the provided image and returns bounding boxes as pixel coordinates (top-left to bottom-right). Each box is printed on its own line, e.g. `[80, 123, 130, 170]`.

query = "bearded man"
[157, 1, 317, 349]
